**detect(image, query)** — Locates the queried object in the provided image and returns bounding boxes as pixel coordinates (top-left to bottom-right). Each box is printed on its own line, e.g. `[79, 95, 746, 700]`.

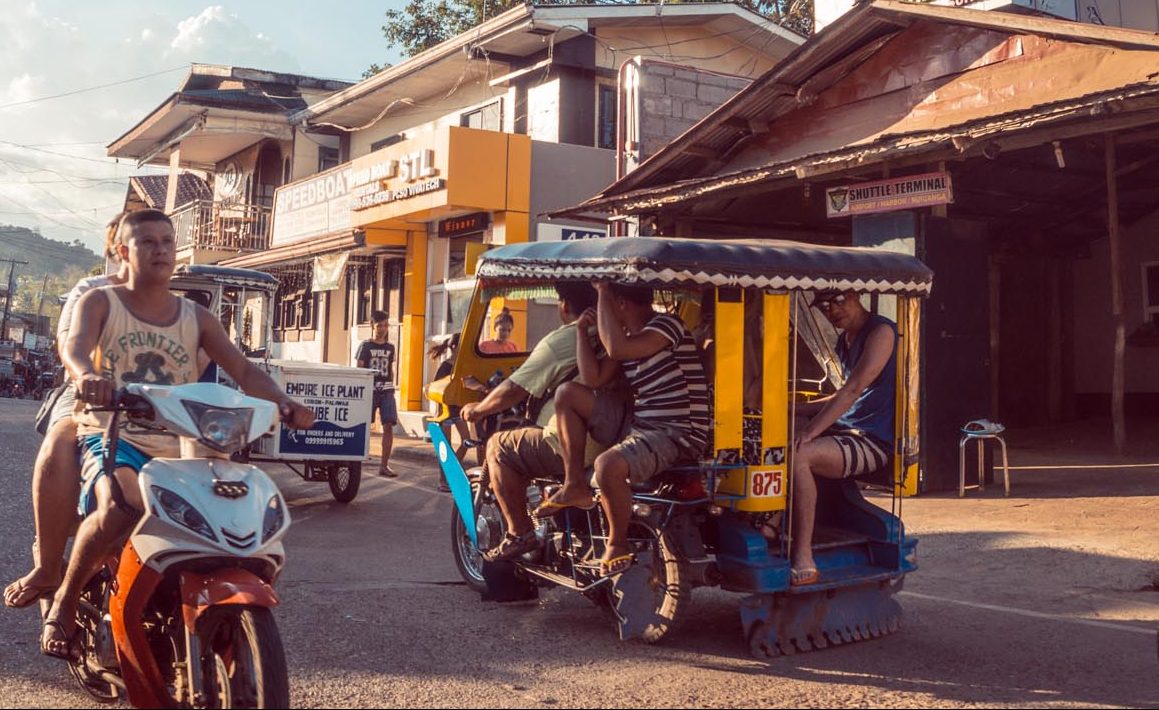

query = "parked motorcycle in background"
[62, 382, 292, 708]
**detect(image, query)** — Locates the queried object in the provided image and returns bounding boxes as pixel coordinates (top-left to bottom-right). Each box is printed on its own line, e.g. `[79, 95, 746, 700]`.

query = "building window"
[318, 146, 340, 172]
[461, 101, 501, 131]
[597, 84, 617, 150]
[1144, 261, 1159, 327]
[370, 134, 404, 152]
[349, 260, 378, 325]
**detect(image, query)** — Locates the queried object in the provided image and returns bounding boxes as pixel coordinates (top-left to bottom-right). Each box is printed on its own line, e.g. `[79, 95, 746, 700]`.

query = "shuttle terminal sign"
[826, 172, 953, 218]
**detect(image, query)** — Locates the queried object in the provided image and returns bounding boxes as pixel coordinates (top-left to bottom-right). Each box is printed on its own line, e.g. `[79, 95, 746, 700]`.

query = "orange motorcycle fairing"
[109, 540, 172, 709]
[179, 568, 279, 631]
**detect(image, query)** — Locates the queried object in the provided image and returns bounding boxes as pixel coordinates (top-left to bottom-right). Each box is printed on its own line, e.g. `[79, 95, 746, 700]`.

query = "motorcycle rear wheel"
[197, 606, 289, 709]
[626, 519, 691, 644]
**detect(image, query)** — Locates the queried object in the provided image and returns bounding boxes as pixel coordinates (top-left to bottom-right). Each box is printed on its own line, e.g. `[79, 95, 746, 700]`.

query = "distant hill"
[0, 224, 103, 334]
[0, 224, 101, 276]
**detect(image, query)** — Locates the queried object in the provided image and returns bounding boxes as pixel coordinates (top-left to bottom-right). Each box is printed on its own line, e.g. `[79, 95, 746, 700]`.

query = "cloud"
[0, 4, 301, 254]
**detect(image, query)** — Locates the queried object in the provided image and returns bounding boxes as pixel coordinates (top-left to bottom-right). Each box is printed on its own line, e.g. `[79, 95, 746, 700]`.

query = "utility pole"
[34, 272, 50, 344]
[0, 258, 28, 344]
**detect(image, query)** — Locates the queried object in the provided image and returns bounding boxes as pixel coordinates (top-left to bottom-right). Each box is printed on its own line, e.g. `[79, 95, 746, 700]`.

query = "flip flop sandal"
[41, 619, 81, 661]
[3, 579, 58, 609]
[599, 554, 635, 578]
[790, 567, 820, 586]
[531, 497, 596, 519]
[483, 531, 540, 562]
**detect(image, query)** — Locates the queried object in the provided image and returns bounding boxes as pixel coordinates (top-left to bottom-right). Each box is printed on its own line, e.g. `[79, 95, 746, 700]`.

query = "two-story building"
[107, 64, 353, 265]
[207, 2, 804, 432]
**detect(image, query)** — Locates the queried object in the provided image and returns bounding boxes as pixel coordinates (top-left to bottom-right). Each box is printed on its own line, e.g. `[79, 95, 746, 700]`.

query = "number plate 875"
[749, 468, 784, 498]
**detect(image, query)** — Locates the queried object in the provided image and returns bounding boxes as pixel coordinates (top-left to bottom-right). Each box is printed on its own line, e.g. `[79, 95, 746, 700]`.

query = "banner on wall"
[312, 252, 350, 291]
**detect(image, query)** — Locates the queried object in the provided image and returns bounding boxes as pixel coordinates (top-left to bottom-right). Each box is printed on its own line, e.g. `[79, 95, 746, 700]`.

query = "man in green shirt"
[461, 283, 628, 561]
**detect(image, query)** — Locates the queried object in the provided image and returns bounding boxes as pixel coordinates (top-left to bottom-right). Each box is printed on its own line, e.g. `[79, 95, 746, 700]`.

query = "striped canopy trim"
[476, 262, 932, 296]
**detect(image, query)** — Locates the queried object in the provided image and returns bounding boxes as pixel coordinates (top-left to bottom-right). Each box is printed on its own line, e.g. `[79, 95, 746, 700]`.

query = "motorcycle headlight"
[181, 401, 253, 453]
[151, 486, 218, 542]
[262, 495, 284, 544]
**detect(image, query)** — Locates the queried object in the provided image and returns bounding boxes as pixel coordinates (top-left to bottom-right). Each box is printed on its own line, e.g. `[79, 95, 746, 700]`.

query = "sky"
[0, 1, 408, 256]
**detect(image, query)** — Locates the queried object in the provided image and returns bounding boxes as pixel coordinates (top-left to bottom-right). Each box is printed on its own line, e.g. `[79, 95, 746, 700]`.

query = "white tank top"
[76, 290, 201, 457]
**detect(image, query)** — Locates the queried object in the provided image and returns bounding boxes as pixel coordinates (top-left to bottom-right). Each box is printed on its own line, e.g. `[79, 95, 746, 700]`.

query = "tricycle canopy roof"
[172, 264, 279, 291]
[476, 237, 933, 296]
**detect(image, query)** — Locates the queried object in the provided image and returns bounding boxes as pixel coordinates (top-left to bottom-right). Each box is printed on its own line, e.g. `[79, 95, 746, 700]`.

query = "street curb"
[388, 441, 438, 464]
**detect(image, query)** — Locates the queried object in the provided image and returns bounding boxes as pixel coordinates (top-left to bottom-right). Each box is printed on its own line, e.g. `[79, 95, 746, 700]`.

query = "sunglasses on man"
[813, 294, 847, 312]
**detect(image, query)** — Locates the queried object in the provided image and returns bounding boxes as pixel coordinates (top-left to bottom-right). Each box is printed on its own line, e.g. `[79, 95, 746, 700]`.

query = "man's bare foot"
[531, 486, 596, 518]
[598, 544, 635, 577]
[41, 607, 79, 660]
[3, 568, 61, 609]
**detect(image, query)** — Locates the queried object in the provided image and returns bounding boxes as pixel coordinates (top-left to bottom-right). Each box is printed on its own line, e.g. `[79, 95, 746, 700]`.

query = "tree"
[370, 0, 813, 71]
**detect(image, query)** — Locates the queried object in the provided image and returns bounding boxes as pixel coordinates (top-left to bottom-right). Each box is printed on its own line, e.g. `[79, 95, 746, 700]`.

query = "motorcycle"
[60, 381, 291, 708]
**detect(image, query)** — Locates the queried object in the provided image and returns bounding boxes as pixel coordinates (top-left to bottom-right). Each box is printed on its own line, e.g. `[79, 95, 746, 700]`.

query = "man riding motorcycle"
[41, 208, 313, 660]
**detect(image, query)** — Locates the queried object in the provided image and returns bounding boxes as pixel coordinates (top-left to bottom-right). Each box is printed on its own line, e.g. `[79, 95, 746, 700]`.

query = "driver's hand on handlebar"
[461, 401, 482, 424]
[279, 399, 315, 429]
[75, 373, 114, 408]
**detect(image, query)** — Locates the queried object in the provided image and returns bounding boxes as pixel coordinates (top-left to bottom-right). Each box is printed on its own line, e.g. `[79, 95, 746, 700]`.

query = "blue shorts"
[374, 391, 398, 426]
[78, 434, 152, 516]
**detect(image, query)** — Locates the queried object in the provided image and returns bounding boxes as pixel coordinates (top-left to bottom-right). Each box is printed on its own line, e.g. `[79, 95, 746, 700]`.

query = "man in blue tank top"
[790, 290, 897, 587]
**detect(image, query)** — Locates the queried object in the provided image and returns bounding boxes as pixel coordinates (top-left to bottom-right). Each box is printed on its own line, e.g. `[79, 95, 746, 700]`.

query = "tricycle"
[429, 236, 931, 656]
[170, 264, 373, 503]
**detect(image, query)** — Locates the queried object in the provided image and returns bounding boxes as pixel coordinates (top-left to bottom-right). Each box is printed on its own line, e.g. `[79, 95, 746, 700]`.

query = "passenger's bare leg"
[551, 381, 598, 505]
[593, 451, 632, 564]
[4, 419, 79, 608]
[486, 437, 532, 537]
[790, 438, 846, 575]
[43, 465, 141, 656]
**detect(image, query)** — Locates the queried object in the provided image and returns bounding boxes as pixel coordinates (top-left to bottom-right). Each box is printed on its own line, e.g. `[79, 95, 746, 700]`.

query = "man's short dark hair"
[609, 283, 654, 307]
[120, 208, 173, 239]
[555, 282, 597, 315]
[371, 310, 389, 323]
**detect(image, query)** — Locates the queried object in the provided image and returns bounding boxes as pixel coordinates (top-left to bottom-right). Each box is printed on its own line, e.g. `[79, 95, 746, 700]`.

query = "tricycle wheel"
[328, 463, 361, 503]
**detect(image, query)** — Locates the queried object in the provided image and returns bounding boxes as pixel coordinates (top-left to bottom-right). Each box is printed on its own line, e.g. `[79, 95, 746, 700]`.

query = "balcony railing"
[171, 200, 271, 253]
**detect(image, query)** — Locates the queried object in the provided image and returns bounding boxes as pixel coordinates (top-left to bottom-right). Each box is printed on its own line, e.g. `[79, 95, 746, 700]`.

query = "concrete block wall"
[637, 63, 751, 161]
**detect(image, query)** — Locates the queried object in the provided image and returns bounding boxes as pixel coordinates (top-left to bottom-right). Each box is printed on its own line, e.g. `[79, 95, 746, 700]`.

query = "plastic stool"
[959, 420, 1010, 497]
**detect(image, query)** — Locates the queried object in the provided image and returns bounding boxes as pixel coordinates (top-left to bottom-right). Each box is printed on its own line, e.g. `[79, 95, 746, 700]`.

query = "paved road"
[1, 396, 1156, 708]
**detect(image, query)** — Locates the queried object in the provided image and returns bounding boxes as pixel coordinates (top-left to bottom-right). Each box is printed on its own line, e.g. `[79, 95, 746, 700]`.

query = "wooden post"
[1105, 133, 1126, 455]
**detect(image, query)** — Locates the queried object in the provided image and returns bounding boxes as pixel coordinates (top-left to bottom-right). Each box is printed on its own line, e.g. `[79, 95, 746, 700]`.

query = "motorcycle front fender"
[179, 569, 279, 631]
[427, 420, 477, 548]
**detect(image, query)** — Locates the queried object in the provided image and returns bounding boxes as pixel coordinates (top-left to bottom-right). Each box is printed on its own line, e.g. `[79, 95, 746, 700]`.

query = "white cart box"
[252, 359, 373, 461]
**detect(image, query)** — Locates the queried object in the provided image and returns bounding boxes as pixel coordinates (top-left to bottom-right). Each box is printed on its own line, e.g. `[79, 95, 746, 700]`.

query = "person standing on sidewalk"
[356, 310, 398, 478]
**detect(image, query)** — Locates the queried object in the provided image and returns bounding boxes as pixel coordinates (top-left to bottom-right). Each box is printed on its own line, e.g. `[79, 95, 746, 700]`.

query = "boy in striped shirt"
[534, 282, 708, 577]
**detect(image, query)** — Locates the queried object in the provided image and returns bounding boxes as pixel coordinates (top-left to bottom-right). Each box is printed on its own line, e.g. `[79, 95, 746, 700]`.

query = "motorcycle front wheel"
[451, 480, 505, 593]
[197, 606, 289, 709]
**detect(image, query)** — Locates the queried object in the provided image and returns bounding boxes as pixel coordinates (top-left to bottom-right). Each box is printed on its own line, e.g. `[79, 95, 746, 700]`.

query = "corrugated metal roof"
[129, 173, 212, 209]
[593, 0, 1159, 204]
[563, 81, 1159, 216]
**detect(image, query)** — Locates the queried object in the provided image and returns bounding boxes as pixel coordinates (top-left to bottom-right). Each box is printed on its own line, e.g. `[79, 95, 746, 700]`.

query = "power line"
[0, 139, 122, 165]
[0, 65, 188, 111]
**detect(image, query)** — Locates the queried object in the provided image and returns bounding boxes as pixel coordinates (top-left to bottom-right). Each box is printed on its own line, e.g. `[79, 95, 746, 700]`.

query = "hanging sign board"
[271, 165, 353, 247]
[312, 252, 350, 292]
[826, 171, 953, 218]
[439, 212, 489, 238]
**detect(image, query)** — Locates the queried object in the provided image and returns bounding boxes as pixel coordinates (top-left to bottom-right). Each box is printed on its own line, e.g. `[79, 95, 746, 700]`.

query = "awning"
[219, 230, 364, 269]
[477, 237, 934, 296]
